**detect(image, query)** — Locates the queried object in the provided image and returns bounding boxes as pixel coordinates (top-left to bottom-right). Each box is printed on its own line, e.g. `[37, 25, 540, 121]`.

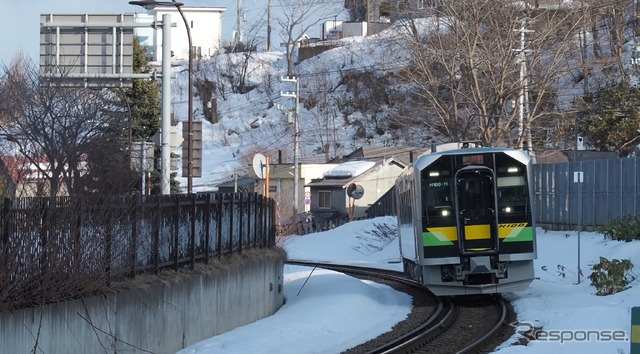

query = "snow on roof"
[323, 161, 376, 178]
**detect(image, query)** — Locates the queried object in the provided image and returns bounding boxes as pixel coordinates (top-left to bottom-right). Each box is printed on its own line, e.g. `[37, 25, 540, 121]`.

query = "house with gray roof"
[306, 157, 406, 220]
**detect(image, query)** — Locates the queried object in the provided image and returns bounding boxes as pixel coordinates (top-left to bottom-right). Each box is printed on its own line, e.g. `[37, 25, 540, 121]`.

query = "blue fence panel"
[537, 164, 548, 223]
[604, 159, 621, 222]
[558, 163, 572, 225]
[635, 159, 640, 217]
[582, 160, 596, 225]
[622, 158, 637, 217]
[533, 157, 640, 227]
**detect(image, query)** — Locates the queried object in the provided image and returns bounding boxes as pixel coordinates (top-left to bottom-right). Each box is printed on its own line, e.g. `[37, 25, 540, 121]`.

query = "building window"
[319, 190, 331, 209]
[191, 46, 202, 59]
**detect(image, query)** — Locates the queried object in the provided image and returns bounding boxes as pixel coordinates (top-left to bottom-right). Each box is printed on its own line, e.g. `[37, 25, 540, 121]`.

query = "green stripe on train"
[502, 226, 534, 243]
[632, 306, 640, 353]
[423, 232, 455, 246]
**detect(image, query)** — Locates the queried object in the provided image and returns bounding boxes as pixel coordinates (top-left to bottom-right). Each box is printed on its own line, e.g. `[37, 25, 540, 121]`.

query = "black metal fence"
[366, 187, 397, 218]
[0, 193, 276, 309]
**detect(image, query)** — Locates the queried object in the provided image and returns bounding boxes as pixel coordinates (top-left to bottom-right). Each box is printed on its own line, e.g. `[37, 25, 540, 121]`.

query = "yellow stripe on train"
[498, 223, 529, 240]
[426, 226, 457, 241]
[464, 224, 491, 240]
[426, 223, 530, 242]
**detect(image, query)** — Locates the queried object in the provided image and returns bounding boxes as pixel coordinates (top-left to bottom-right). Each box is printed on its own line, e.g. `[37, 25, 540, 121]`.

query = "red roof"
[0, 156, 47, 183]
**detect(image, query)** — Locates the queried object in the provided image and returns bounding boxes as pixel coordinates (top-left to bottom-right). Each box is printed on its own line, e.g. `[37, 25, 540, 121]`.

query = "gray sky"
[0, 0, 245, 66]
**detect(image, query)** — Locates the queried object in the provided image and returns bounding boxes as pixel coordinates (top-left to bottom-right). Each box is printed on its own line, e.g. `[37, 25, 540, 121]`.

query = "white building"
[134, 6, 226, 62]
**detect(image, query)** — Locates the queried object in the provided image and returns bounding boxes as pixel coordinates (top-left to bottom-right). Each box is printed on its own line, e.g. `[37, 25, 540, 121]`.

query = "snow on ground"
[178, 217, 640, 353]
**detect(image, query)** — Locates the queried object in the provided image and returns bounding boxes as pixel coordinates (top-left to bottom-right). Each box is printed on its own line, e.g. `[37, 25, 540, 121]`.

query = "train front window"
[422, 168, 453, 225]
[494, 153, 531, 222]
[458, 172, 492, 221]
[497, 175, 528, 219]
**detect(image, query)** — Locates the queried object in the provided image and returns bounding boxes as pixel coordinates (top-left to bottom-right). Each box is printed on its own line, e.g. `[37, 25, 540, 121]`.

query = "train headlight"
[429, 171, 440, 177]
[505, 207, 512, 213]
[442, 210, 449, 216]
[507, 167, 519, 173]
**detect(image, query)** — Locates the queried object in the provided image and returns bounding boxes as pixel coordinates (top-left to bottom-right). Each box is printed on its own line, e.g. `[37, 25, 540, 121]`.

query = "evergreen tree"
[115, 37, 161, 141]
[108, 37, 180, 194]
[576, 83, 640, 156]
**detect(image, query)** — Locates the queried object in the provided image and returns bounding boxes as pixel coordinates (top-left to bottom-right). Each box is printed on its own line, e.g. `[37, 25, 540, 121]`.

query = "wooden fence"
[0, 193, 276, 309]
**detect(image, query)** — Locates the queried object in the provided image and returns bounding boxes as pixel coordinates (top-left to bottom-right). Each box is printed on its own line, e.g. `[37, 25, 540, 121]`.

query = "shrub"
[596, 215, 640, 242]
[588, 257, 636, 296]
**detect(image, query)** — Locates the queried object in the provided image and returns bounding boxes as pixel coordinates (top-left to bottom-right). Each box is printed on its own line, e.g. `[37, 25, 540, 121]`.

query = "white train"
[396, 142, 537, 296]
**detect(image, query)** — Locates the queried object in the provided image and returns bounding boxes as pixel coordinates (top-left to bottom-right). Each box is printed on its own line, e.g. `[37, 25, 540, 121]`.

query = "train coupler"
[440, 257, 508, 283]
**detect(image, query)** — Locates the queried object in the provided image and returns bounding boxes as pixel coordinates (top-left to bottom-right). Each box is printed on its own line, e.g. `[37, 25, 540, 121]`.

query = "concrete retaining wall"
[0, 249, 286, 354]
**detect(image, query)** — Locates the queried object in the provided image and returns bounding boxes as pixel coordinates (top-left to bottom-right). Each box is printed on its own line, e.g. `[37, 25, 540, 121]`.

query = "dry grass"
[108, 247, 288, 294]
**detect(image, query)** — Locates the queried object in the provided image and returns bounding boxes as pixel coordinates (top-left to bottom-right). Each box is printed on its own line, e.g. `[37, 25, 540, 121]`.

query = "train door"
[455, 167, 498, 254]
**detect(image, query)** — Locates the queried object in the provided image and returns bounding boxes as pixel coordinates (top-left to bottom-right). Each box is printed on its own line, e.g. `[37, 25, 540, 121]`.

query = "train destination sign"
[462, 154, 484, 165]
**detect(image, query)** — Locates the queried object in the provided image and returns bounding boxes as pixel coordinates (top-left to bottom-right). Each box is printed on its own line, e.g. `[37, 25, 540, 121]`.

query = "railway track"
[286, 260, 513, 354]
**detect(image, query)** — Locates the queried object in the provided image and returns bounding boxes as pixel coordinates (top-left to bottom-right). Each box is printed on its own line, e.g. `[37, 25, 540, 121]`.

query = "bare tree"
[0, 58, 131, 197]
[302, 69, 345, 161]
[194, 20, 269, 123]
[393, 0, 583, 148]
[276, 0, 343, 77]
[588, 0, 636, 85]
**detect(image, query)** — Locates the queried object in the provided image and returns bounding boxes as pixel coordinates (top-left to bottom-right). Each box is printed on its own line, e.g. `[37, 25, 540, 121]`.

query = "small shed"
[215, 175, 255, 194]
[535, 150, 619, 164]
[330, 146, 428, 166]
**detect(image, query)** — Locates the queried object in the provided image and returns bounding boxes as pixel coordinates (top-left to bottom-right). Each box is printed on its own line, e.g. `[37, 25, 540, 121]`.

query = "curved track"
[286, 260, 511, 354]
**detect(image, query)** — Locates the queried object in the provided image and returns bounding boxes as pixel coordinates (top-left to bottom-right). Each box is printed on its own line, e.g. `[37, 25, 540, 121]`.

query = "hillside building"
[134, 6, 226, 62]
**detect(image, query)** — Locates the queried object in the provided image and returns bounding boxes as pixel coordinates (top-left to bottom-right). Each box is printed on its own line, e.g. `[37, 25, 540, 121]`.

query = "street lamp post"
[172, 1, 194, 194]
[130, 0, 194, 194]
[280, 77, 300, 218]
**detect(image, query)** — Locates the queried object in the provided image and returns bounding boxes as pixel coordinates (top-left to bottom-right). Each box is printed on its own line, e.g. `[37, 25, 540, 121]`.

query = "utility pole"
[513, 19, 534, 154]
[161, 14, 172, 195]
[267, 0, 271, 51]
[236, 0, 243, 43]
[234, 168, 238, 193]
[574, 116, 583, 284]
[280, 76, 300, 218]
[580, 29, 589, 95]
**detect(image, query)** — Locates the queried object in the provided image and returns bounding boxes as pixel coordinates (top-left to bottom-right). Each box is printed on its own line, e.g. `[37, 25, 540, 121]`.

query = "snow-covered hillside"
[174, 21, 432, 193]
[172, 10, 639, 193]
